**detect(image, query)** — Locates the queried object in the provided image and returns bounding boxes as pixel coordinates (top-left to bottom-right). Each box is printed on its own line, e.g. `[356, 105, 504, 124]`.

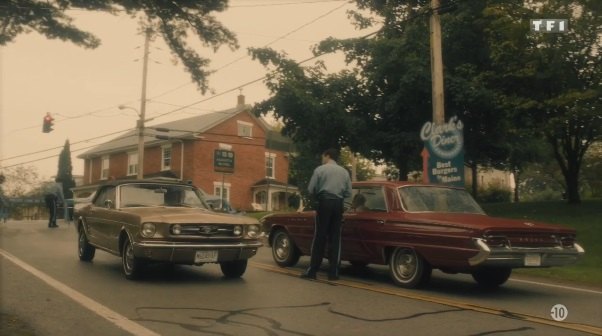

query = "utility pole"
[430, 0, 445, 125]
[137, 27, 152, 180]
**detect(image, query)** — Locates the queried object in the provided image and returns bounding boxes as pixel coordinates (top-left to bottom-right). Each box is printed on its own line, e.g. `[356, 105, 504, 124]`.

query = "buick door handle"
[376, 220, 385, 225]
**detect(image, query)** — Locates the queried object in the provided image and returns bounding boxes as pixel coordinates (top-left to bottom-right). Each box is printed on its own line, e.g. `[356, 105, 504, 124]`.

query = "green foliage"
[0, 166, 41, 197]
[477, 182, 512, 203]
[340, 148, 376, 182]
[56, 140, 76, 199]
[0, 0, 237, 93]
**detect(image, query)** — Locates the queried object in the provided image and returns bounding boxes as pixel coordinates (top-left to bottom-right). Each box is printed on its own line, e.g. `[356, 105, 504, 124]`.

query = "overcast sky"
[0, 0, 378, 179]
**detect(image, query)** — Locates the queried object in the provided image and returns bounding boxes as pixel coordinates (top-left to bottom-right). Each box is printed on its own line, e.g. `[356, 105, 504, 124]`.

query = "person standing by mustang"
[44, 182, 65, 228]
[301, 148, 352, 281]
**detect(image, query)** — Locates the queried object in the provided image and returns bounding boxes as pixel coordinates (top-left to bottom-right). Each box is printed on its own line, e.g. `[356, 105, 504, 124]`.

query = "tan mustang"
[76, 180, 262, 280]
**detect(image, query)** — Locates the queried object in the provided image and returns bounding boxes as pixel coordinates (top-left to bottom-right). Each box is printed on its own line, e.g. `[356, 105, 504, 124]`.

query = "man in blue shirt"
[44, 182, 65, 228]
[302, 148, 352, 281]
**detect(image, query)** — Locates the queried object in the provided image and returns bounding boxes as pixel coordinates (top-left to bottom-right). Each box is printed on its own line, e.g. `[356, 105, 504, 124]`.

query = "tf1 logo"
[530, 19, 568, 33]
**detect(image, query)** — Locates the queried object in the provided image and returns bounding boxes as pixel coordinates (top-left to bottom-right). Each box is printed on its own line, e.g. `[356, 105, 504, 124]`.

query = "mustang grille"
[173, 224, 239, 237]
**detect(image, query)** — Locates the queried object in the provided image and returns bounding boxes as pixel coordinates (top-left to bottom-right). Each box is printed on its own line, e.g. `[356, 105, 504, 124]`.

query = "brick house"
[76, 96, 297, 211]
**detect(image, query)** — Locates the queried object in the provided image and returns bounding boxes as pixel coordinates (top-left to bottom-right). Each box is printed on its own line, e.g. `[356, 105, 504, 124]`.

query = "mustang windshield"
[398, 186, 485, 214]
[120, 184, 208, 209]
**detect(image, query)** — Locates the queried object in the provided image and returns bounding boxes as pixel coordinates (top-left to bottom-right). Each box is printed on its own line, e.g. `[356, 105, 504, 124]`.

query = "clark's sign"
[420, 116, 465, 187]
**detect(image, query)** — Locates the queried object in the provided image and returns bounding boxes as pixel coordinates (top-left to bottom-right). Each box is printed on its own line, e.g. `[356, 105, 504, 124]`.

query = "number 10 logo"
[550, 304, 568, 321]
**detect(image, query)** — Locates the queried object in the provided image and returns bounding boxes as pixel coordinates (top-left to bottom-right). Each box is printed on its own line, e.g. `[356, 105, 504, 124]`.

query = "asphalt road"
[1, 220, 601, 336]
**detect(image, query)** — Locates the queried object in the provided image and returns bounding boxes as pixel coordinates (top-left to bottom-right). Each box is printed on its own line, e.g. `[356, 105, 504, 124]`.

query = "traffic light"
[43, 113, 54, 133]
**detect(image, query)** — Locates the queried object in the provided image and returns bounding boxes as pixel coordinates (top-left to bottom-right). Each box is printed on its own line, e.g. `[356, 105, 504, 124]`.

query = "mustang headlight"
[171, 224, 182, 235]
[141, 222, 157, 238]
[246, 224, 260, 238]
[233, 225, 243, 236]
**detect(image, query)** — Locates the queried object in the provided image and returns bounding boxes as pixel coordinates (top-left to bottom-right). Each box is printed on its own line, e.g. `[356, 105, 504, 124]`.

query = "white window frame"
[161, 144, 172, 171]
[265, 152, 276, 179]
[127, 151, 138, 176]
[100, 155, 110, 180]
[213, 182, 231, 202]
[237, 120, 253, 138]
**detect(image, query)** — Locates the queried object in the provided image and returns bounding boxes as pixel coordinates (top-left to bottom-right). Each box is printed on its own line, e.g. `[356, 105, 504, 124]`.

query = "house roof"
[78, 104, 262, 158]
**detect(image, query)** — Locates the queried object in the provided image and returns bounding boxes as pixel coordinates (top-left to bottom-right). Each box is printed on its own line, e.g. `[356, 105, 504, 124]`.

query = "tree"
[0, 0, 237, 93]
[0, 166, 42, 197]
[56, 139, 76, 199]
[340, 148, 376, 182]
[484, 0, 602, 204]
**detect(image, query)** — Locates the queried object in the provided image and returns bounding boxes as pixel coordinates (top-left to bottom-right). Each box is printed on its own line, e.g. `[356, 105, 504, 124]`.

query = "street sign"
[214, 149, 235, 173]
[420, 116, 465, 187]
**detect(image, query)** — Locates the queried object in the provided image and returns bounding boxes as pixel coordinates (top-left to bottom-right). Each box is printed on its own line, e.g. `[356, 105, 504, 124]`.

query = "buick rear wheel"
[472, 267, 512, 288]
[271, 230, 300, 267]
[389, 247, 432, 288]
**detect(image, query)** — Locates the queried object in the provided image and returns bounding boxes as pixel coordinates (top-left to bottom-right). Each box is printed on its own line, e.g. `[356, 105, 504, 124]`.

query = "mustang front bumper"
[132, 241, 263, 264]
[468, 238, 585, 267]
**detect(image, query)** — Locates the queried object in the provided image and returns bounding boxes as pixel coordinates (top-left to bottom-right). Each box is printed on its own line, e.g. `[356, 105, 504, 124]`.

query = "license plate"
[524, 254, 541, 267]
[194, 250, 218, 263]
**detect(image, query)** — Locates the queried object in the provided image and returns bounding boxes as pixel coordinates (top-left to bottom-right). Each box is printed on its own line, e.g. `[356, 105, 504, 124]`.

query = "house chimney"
[237, 93, 245, 107]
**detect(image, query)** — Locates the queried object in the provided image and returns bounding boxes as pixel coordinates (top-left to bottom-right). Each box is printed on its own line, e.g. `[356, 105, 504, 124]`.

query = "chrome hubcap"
[394, 250, 417, 281]
[124, 243, 134, 272]
[275, 235, 290, 261]
[78, 232, 85, 255]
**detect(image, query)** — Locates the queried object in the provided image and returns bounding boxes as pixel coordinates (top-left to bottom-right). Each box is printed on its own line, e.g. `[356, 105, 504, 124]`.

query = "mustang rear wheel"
[220, 259, 248, 278]
[471, 267, 512, 288]
[78, 227, 95, 262]
[271, 230, 301, 267]
[389, 247, 432, 288]
[122, 238, 145, 280]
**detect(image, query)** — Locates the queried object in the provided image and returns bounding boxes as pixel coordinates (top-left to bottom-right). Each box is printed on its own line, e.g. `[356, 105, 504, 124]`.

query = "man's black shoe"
[300, 272, 317, 280]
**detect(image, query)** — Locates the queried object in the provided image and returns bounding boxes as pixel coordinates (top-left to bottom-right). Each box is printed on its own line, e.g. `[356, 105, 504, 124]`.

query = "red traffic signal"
[43, 113, 54, 133]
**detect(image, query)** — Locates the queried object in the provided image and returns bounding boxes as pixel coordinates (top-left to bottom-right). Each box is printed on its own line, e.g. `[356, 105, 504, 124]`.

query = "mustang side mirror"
[104, 199, 114, 209]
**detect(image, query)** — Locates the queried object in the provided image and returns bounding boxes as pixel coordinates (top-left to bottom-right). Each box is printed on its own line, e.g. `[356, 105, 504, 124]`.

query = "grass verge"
[482, 199, 602, 287]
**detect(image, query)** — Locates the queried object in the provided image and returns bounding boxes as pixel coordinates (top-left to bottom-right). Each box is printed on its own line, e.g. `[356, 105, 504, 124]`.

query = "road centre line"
[508, 278, 602, 295]
[250, 261, 602, 335]
[0, 248, 160, 336]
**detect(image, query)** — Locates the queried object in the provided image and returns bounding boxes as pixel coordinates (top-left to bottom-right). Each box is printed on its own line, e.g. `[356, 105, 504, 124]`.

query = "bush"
[477, 183, 512, 203]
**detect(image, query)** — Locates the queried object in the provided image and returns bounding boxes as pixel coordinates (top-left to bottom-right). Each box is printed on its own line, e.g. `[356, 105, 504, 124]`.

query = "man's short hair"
[322, 148, 340, 162]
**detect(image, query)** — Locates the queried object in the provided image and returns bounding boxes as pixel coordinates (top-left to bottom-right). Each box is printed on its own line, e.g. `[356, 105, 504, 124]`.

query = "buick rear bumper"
[468, 238, 585, 267]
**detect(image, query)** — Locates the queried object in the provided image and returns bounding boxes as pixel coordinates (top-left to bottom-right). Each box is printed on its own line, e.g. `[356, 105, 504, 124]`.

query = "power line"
[6, 1, 349, 132]
[0, 129, 132, 162]
[4, 5, 426, 167]
[148, 1, 348, 101]
[229, 0, 346, 8]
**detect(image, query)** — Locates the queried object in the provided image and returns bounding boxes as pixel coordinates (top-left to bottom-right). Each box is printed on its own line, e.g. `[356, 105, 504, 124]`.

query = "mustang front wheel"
[271, 230, 301, 267]
[122, 238, 145, 280]
[471, 267, 512, 288]
[78, 226, 95, 262]
[389, 247, 432, 288]
[220, 259, 248, 278]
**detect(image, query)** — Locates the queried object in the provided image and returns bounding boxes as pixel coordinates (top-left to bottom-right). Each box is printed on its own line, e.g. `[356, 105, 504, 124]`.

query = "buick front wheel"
[389, 247, 432, 288]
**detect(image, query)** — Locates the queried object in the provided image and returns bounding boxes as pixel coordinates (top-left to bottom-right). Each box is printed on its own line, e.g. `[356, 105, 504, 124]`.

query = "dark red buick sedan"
[261, 181, 585, 288]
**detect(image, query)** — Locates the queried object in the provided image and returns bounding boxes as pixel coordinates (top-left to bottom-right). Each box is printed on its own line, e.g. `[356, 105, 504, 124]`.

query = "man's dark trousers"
[307, 198, 344, 278]
[45, 194, 57, 227]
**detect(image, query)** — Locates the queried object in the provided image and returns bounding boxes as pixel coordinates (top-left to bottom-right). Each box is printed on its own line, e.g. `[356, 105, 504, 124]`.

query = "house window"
[265, 152, 276, 179]
[237, 120, 253, 138]
[127, 152, 138, 176]
[213, 182, 231, 203]
[101, 155, 110, 180]
[162, 145, 172, 171]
